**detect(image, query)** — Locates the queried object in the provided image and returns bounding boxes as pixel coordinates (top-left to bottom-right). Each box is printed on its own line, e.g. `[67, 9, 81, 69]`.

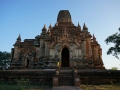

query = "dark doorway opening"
[61, 47, 69, 67]
[26, 59, 29, 68]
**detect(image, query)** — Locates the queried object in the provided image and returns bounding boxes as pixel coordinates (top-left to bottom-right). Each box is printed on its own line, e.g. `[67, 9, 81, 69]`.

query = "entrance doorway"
[26, 59, 29, 68]
[61, 47, 69, 67]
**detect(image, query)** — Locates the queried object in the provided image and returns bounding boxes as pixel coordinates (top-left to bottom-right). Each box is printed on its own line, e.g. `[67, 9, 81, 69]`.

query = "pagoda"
[11, 10, 105, 69]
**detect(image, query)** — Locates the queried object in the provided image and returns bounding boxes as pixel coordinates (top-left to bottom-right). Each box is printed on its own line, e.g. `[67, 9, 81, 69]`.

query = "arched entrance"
[61, 47, 69, 67]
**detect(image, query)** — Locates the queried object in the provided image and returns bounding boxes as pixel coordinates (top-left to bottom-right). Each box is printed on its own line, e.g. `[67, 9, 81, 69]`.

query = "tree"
[0, 51, 11, 70]
[111, 67, 118, 70]
[105, 28, 120, 59]
[0, 51, 11, 60]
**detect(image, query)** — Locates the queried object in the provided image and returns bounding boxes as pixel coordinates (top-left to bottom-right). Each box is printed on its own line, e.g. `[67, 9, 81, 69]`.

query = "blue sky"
[0, 0, 120, 69]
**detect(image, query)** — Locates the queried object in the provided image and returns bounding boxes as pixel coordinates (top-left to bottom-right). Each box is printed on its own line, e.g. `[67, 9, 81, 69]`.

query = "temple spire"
[43, 24, 46, 29]
[40, 24, 47, 38]
[83, 23, 88, 30]
[78, 22, 80, 27]
[18, 34, 21, 39]
[42, 24, 47, 32]
[49, 23, 52, 29]
[17, 34, 21, 42]
[47, 24, 51, 33]
[93, 33, 96, 42]
[78, 22, 81, 31]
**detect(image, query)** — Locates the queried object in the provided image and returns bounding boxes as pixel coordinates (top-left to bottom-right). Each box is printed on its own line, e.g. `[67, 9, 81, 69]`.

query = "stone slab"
[52, 86, 81, 90]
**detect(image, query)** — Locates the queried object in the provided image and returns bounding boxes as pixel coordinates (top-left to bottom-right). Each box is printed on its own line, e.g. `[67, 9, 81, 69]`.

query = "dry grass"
[81, 84, 120, 90]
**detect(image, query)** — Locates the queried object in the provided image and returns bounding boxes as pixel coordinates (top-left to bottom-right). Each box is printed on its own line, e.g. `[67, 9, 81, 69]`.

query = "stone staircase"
[58, 67, 74, 86]
[52, 86, 82, 90]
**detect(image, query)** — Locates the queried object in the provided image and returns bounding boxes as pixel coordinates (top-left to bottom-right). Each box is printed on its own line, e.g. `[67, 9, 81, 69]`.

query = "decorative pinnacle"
[93, 33, 96, 41]
[16, 34, 21, 42]
[84, 23, 86, 27]
[78, 22, 80, 27]
[83, 23, 88, 30]
[49, 23, 52, 29]
[42, 24, 47, 32]
[93, 33, 95, 38]
[17, 34, 21, 40]
[43, 24, 46, 29]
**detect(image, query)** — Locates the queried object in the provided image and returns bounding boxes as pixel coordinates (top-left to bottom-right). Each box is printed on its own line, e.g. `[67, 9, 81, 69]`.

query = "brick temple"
[11, 10, 105, 69]
[1, 10, 120, 87]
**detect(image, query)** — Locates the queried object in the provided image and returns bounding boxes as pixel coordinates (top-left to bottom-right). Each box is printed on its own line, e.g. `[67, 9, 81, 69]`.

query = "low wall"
[0, 69, 120, 85]
[78, 69, 120, 84]
[0, 69, 56, 84]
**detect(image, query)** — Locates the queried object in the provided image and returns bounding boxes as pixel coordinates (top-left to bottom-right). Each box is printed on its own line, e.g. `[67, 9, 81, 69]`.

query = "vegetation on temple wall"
[0, 51, 11, 70]
[105, 28, 120, 59]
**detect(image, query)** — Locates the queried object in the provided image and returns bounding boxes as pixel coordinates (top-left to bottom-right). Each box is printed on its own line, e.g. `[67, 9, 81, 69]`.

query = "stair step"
[59, 70, 72, 73]
[59, 83, 74, 85]
[59, 79, 73, 80]
[59, 81, 73, 83]
[60, 67, 72, 69]
[59, 78, 73, 80]
[59, 75, 73, 77]
[58, 68, 74, 86]
[59, 73, 73, 74]
[59, 80, 73, 82]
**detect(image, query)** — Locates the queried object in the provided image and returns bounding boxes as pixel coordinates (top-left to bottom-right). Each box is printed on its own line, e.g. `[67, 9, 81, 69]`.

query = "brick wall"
[0, 69, 120, 85]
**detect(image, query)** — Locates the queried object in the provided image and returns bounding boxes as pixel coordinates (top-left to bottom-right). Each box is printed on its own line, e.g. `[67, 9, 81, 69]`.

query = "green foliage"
[0, 79, 52, 90]
[105, 28, 120, 59]
[0, 51, 11, 60]
[14, 78, 29, 90]
[0, 51, 11, 70]
[111, 67, 118, 70]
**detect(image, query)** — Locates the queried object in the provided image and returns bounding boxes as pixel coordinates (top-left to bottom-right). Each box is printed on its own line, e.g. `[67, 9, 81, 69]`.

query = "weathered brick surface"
[0, 69, 55, 84]
[11, 10, 105, 70]
[78, 69, 120, 84]
[0, 69, 120, 85]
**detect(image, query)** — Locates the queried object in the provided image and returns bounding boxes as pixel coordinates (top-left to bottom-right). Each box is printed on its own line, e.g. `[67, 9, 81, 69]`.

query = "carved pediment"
[49, 27, 85, 48]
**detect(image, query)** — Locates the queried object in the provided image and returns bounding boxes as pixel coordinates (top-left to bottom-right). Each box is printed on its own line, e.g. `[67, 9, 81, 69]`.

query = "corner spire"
[93, 33, 95, 38]
[18, 34, 21, 40]
[49, 23, 52, 29]
[16, 34, 21, 42]
[40, 24, 47, 38]
[93, 33, 96, 42]
[83, 23, 88, 30]
[78, 22, 80, 27]
[43, 24, 46, 29]
[42, 24, 47, 31]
